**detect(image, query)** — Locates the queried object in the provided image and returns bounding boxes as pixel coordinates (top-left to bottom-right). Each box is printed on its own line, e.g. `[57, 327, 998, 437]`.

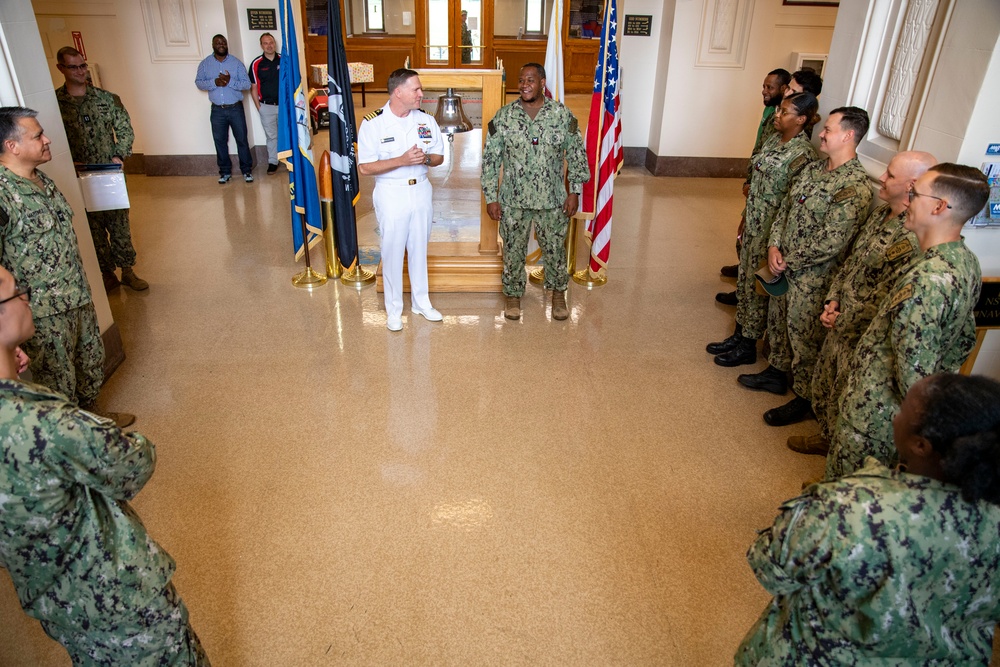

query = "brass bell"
[433, 88, 473, 141]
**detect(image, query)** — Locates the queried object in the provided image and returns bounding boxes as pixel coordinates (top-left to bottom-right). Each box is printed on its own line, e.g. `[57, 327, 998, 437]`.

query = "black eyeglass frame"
[0, 285, 31, 305]
[907, 186, 952, 209]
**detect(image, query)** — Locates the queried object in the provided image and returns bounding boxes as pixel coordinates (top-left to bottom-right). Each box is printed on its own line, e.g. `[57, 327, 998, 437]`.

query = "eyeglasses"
[907, 186, 952, 209]
[60, 63, 88, 71]
[0, 285, 30, 305]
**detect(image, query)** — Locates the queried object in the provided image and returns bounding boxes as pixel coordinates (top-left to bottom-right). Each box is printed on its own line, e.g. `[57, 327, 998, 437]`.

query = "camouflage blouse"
[737, 458, 1000, 665]
[0, 379, 175, 630]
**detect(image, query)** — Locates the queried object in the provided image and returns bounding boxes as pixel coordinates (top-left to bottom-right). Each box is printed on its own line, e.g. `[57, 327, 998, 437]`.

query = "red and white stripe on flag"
[580, 0, 622, 277]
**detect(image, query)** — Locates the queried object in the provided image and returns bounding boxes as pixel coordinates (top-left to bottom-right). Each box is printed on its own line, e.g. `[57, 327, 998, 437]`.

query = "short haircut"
[927, 163, 991, 223]
[0, 107, 37, 155]
[56, 46, 83, 65]
[768, 68, 791, 87]
[521, 63, 546, 80]
[829, 106, 870, 145]
[259, 32, 275, 43]
[919, 373, 1000, 505]
[387, 68, 418, 95]
[791, 69, 823, 96]
[212, 34, 226, 42]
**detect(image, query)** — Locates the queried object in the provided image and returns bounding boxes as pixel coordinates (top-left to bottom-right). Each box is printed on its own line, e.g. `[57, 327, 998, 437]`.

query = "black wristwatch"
[424, 155, 431, 166]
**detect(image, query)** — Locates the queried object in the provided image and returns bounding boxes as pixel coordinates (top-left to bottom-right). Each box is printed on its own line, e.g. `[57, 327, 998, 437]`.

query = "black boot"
[714, 336, 757, 367]
[720, 264, 738, 278]
[737, 365, 788, 394]
[707, 327, 742, 354]
[764, 396, 814, 426]
[715, 290, 738, 306]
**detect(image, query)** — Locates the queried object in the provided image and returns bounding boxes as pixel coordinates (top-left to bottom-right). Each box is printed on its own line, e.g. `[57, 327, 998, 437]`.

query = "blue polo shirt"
[195, 53, 251, 105]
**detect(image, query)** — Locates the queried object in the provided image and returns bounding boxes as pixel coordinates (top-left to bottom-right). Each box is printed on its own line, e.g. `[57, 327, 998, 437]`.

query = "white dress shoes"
[386, 315, 403, 331]
[411, 306, 443, 322]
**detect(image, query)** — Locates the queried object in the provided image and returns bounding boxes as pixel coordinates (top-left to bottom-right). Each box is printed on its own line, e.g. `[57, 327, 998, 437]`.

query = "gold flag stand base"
[572, 269, 607, 288]
[292, 267, 328, 289]
[528, 266, 545, 285]
[340, 264, 376, 287]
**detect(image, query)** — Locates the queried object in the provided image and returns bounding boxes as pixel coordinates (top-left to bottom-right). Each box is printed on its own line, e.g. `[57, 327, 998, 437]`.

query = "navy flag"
[327, 1, 362, 270]
[277, 0, 322, 259]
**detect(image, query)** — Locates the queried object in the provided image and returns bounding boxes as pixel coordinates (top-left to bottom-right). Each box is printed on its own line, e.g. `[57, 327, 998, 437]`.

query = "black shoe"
[714, 337, 757, 367]
[764, 396, 814, 426]
[707, 331, 741, 355]
[267, 163, 278, 174]
[720, 264, 739, 278]
[715, 290, 738, 306]
[738, 365, 788, 394]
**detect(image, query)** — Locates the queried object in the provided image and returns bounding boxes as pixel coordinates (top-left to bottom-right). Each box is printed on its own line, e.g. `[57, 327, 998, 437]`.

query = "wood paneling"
[345, 37, 417, 88]
[565, 40, 599, 93]
[493, 38, 546, 93]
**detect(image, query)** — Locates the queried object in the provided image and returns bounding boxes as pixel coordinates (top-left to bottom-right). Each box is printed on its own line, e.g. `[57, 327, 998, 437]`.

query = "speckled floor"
[0, 96, 835, 666]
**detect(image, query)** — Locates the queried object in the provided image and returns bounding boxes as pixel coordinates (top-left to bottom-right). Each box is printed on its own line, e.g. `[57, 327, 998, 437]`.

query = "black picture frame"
[782, 0, 839, 6]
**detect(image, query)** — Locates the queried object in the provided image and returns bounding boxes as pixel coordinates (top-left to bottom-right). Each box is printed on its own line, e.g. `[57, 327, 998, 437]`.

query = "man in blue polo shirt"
[195, 34, 253, 184]
[248, 33, 281, 175]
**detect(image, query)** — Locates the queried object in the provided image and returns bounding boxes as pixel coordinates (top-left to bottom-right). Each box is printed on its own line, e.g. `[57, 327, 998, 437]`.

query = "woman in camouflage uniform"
[708, 93, 819, 366]
[737, 372, 1000, 664]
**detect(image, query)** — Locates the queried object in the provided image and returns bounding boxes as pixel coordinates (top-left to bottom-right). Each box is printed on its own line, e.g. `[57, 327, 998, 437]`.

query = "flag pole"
[319, 152, 342, 278]
[291, 216, 328, 288]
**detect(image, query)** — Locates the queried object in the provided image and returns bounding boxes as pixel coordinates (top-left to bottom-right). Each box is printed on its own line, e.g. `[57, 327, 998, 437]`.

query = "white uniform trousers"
[374, 178, 434, 320]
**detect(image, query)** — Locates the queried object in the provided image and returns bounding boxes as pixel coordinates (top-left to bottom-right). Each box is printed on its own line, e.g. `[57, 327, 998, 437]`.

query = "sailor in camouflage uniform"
[481, 63, 589, 322]
[787, 151, 935, 457]
[738, 107, 873, 429]
[0, 263, 209, 665]
[0, 106, 133, 428]
[708, 93, 818, 366]
[55, 46, 148, 292]
[826, 163, 987, 480]
[737, 372, 1000, 665]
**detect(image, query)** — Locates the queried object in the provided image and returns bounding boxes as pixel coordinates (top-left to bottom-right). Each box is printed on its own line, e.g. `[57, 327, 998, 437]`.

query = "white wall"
[0, 0, 114, 333]
[650, 0, 836, 157]
[619, 0, 669, 149]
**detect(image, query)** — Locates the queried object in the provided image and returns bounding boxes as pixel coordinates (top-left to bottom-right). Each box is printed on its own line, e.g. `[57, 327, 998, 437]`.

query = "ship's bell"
[433, 88, 473, 141]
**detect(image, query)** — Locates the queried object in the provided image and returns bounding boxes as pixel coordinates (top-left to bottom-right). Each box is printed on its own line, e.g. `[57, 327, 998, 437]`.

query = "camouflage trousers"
[500, 207, 568, 296]
[766, 268, 832, 400]
[87, 208, 137, 274]
[42, 582, 211, 666]
[21, 304, 105, 405]
[810, 326, 862, 440]
[826, 413, 895, 480]
[735, 218, 769, 340]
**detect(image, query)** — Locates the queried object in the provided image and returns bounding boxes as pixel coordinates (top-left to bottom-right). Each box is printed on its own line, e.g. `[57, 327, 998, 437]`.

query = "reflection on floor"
[2, 93, 843, 666]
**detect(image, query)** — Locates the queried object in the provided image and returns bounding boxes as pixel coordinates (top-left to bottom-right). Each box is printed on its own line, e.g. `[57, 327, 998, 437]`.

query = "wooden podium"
[377, 68, 506, 293]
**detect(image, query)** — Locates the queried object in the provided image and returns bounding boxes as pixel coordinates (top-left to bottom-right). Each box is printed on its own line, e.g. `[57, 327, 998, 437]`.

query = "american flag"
[580, 0, 622, 278]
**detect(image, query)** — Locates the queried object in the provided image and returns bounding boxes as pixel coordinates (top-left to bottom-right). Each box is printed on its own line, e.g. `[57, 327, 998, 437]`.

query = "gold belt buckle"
[407, 179, 417, 185]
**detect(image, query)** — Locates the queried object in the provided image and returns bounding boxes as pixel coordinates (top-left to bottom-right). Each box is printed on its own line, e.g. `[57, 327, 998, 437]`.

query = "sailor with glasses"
[827, 163, 988, 480]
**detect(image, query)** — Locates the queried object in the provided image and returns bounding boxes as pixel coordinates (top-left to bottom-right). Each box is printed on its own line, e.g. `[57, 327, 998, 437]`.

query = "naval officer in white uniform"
[357, 68, 445, 331]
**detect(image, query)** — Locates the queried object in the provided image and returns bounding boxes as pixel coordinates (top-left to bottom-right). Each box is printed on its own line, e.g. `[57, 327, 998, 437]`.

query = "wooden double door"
[303, 0, 598, 94]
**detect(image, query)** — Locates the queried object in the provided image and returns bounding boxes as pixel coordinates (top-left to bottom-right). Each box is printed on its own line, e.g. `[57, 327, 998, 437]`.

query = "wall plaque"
[624, 15, 652, 36]
[248, 8, 277, 31]
[974, 280, 1000, 329]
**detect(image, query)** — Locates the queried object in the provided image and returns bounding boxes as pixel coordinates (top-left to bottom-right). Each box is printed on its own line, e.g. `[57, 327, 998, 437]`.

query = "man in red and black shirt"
[248, 33, 281, 174]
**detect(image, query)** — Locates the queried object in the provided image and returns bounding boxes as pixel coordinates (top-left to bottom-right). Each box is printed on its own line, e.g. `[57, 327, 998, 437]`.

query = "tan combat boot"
[505, 296, 520, 320]
[120, 267, 149, 291]
[786, 433, 830, 456]
[551, 291, 569, 320]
